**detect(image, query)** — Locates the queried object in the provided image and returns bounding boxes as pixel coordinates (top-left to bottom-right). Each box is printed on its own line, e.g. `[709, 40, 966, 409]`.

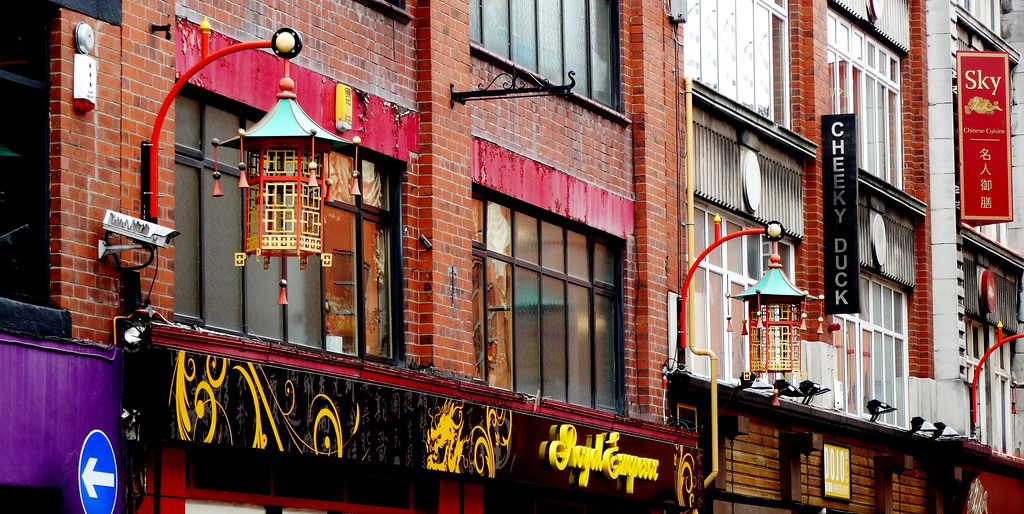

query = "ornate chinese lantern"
[215, 33, 351, 304]
[734, 241, 809, 374]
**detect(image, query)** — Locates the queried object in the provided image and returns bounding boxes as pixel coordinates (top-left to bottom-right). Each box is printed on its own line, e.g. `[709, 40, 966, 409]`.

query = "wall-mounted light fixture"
[798, 380, 831, 405]
[867, 399, 897, 422]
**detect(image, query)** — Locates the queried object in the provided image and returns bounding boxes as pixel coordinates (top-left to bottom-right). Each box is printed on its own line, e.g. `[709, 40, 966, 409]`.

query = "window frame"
[173, 89, 403, 361]
[827, 11, 903, 188]
[684, 206, 796, 382]
[0, 4, 51, 305]
[471, 193, 624, 412]
[834, 276, 908, 427]
[469, 0, 620, 108]
[684, 0, 790, 126]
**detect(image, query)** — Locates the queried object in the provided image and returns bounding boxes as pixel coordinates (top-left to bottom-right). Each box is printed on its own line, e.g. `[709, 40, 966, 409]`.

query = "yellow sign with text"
[823, 443, 851, 500]
[539, 424, 660, 494]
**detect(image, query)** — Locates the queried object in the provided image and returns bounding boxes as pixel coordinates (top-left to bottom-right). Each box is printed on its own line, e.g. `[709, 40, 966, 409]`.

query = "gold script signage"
[539, 424, 660, 494]
[823, 443, 851, 500]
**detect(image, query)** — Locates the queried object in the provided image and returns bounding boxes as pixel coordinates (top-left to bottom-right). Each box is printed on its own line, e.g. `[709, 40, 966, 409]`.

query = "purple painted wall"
[0, 334, 122, 514]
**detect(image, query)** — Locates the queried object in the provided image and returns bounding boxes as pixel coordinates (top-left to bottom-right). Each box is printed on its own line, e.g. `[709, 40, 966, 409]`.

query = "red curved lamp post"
[971, 321, 1024, 439]
[141, 20, 300, 222]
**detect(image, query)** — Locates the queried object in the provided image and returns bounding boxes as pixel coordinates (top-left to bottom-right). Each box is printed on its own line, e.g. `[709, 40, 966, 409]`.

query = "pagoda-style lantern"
[216, 31, 351, 304]
[734, 239, 809, 374]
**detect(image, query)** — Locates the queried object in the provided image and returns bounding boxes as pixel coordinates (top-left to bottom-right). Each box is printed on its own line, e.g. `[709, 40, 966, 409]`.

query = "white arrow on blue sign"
[78, 429, 117, 514]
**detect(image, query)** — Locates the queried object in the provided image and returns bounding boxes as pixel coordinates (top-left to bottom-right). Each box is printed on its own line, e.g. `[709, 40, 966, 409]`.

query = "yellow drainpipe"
[684, 77, 719, 492]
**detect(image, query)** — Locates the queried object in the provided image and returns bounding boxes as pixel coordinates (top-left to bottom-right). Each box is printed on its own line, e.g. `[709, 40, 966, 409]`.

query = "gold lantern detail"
[734, 243, 809, 373]
[217, 68, 351, 303]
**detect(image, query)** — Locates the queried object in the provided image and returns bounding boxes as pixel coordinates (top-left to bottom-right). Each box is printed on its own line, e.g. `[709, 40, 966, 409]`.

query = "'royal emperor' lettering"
[539, 424, 660, 494]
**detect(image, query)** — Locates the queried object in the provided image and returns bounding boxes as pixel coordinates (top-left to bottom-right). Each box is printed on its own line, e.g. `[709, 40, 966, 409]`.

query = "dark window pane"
[563, 0, 589, 93]
[487, 203, 512, 255]
[594, 241, 614, 285]
[470, 0, 482, 42]
[324, 208, 358, 354]
[567, 284, 591, 405]
[514, 268, 541, 394]
[514, 211, 538, 264]
[590, 0, 613, 104]
[594, 293, 617, 410]
[287, 257, 321, 348]
[203, 171, 243, 331]
[173, 163, 201, 318]
[364, 220, 392, 358]
[511, 0, 537, 70]
[538, 1, 563, 79]
[541, 221, 564, 272]
[175, 96, 201, 150]
[488, 258, 514, 389]
[205, 104, 240, 166]
[245, 258, 283, 340]
[542, 276, 566, 401]
[472, 198, 485, 243]
[472, 256, 486, 379]
[483, 0, 511, 58]
[566, 230, 588, 279]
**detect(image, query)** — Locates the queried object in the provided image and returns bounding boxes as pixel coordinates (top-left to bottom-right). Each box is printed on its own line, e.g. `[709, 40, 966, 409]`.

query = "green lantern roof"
[221, 78, 349, 152]
[734, 253, 805, 301]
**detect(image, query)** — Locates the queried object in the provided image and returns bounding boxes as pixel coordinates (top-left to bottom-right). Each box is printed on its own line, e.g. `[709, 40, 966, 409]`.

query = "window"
[469, 0, 618, 107]
[174, 92, 399, 357]
[684, 206, 794, 381]
[0, 5, 50, 304]
[966, 319, 1012, 451]
[827, 12, 902, 187]
[323, 153, 396, 360]
[684, 0, 789, 124]
[471, 196, 621, 411]
[959, 0, 1000, 32]
[834, 277, 907, 426]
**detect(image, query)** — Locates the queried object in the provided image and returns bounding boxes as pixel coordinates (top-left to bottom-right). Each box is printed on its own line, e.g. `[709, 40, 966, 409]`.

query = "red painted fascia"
[472, 138, 635, 239]
[149, 324, 696, 445]
[174, 19, 418, 161]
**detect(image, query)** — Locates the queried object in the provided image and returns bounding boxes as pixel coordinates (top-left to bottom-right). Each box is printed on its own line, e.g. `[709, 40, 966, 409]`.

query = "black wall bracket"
[451, 70, 575, 108]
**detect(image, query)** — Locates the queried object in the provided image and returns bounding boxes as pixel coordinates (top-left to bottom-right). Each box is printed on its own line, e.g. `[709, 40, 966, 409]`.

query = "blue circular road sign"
[78, 430, 118, 514]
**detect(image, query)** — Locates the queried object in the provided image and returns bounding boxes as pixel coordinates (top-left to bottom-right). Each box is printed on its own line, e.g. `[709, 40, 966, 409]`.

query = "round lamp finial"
[271, 28, 303, 59]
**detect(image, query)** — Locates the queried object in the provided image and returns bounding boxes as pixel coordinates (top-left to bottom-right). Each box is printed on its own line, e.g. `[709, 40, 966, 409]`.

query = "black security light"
[798, 380, 831, 405]
[739, 371, 773, 390]
[866, 399, 897, 422]
[909, 416, 939, 435]
[775, 379, 805, 399]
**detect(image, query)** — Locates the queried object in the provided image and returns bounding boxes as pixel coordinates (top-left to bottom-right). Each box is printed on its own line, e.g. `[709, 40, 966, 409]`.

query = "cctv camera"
[102, 209, 180, 248]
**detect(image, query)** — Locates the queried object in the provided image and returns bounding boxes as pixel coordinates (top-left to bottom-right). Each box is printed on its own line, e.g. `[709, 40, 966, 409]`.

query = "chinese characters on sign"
[958, 52, 1012, 225]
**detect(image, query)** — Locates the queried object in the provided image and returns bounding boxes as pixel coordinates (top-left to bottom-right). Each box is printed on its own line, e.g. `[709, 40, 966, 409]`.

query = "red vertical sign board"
[958, 51, 1012, 225]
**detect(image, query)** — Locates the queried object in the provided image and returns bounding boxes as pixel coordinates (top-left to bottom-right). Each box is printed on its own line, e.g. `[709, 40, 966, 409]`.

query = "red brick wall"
[904, 0, 934, 379]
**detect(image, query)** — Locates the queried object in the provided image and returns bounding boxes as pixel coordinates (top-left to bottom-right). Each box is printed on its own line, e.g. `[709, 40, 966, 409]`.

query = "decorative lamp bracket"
[451, 69, 576, 108]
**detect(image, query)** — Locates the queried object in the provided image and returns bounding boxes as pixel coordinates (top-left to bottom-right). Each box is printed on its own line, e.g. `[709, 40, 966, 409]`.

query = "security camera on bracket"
[97, 209, 180, 267]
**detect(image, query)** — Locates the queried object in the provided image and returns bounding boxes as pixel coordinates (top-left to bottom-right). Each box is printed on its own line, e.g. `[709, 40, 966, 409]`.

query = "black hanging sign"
[822, 114, 861, 314]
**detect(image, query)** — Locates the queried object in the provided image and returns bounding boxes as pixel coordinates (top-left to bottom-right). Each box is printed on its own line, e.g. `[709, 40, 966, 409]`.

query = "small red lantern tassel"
[726, 315, 734, 333]
[238, 163, 249, 189]
[772, 391, 781, 407]
[741, 320, 748, 336]
[212, 172, 224, 197]
[351, 171, 361, 197]
[799, 313, 807, 331]
[816, 317, 825, 335]
[308, 162, 319, 188]
[324, 178, 335, 203]
[277, 278, 288, 305]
